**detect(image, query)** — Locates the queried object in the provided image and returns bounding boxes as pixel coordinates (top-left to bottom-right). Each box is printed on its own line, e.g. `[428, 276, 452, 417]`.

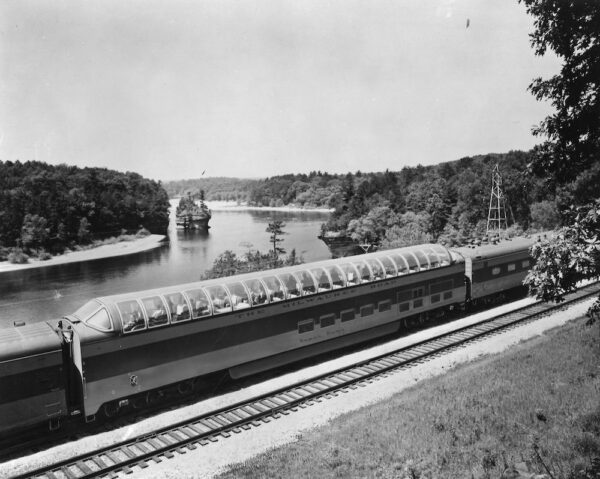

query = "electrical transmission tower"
[486, 164, 509, 237]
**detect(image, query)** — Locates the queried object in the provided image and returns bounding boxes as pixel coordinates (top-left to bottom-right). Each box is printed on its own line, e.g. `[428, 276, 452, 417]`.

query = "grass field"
[217, 318, 600, 479]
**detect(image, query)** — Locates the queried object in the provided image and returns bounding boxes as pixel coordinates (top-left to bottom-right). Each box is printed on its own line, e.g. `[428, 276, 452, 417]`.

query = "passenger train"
[0, 236, 538, 436]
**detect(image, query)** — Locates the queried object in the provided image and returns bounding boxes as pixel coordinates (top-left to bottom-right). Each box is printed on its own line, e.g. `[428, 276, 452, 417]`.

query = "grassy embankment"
[218, 318, 600, 479]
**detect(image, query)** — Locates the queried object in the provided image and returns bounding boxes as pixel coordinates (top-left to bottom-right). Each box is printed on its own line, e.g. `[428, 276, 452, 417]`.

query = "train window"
[397, 290, 412, 302]
[378, 300, 392, 312]
[141, 296, 169, 328]
[352, 261, 371, 283]
[226, 282, 251, 310]
[244, 279, 269, 306]
[430, 280, 453, 295]
[278, 273, 301, 298]
[492, 267, 501, 275]
[431, 294, 441, 304]
[164, 292, 191, 322]
[295, 270, 316, 295]
[522, 260, 530, 268]
[366, 259, 384, 280]
[86, 308, 112, 331]
[74, 300, 103, 321]
[403, 253, 419, 273]
[443, 291, 453, 300]
[206, 285, 232, 314]
[424, 248, 440, 268]
[378, 256, 397, 277]
[298, 319, 314, 334]
[361, 304, 374, 316]
[413, 299, 423, 308]
[326, 265, 345, 288]
[431, 244, 452, 266]
[262, 276, 285, 302]
[399, 302, 410, 312]
[320, 314, 336, 328]
[507, 263, 516, 272]
[413, 250, 430, 270]
[118, 300, 146, 333]
[310, 268, 332, 292]
[413, 287, 424, 298]
[185, 289, 212, 319]
[389, 253, 408, 275]
[341, 309, 355, 322]
[339, 263, 360, 286]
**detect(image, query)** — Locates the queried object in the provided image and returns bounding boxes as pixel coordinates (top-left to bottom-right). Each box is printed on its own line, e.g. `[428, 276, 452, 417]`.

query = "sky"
[0, 0, 561, 181]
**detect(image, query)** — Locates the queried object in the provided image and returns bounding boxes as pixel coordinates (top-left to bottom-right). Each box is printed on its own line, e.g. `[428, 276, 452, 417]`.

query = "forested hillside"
[0, 161, 170, 258]
[324, 150, 559, 247]
[163, 177, 257, 203]
[163, 173, 341, 208]
[164, 150, 560, 248]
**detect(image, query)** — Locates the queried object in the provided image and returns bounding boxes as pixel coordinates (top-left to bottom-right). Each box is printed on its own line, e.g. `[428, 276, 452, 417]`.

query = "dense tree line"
[165, 151, 561, 248]
[163, 177, 257, 203]
[324, 151, 560, 247]
[0, 160, 170, 259]
[163, 171, 343, 208]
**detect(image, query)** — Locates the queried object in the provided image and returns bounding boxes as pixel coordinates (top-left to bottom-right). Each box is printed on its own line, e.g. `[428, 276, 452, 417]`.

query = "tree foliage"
[0, 160, 170, 258]
[521, 0, 600, 323]
[525, 200, 600, 324]
[266, 220, 287, 258]
[521, 0, 600, 208]
[202, 248, 303, 280]
[324, 151, 556, 246]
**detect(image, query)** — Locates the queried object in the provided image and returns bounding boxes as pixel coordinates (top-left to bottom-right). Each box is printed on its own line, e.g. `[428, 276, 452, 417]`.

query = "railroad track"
[15, 283, 600, 479]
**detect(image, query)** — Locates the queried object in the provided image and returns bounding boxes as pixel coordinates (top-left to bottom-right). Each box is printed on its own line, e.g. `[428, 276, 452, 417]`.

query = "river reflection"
[0, 207, 330, 326]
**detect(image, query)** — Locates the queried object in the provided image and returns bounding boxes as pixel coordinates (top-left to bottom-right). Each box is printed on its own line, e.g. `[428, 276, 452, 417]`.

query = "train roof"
[0, 321, 62, 363]
[85, 243, 459, 311]
[451, 234, 546, 261]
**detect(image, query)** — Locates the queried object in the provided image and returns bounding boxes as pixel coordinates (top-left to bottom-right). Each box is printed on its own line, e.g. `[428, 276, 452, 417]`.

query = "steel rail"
[16, 282, 600, 479]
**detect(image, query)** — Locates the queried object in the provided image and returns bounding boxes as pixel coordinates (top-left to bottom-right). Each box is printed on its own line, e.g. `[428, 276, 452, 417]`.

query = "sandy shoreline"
[0, 234, 167, 274]
[204, 200, 332, 213]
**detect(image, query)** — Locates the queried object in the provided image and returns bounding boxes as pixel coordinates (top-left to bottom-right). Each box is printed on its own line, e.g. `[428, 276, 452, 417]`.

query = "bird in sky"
[466, 18, 470, 28]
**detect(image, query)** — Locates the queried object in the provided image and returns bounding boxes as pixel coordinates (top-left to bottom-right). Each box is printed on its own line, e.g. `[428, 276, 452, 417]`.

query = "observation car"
[62, 243, 465, 419]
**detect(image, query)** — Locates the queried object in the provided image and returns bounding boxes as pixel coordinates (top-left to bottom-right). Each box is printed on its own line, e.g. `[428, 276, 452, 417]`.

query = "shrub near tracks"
[218, 318, 600, 479]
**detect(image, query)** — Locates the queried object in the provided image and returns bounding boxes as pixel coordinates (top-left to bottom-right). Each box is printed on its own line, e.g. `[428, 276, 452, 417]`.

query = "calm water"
[0, 206, 330, 326]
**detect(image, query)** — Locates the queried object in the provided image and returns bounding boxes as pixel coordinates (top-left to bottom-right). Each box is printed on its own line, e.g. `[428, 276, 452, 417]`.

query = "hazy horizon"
[1, 0, 561, 182]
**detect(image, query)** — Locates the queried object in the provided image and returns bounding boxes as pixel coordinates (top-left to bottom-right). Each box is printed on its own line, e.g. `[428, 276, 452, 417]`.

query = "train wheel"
[132, 395, 148, 409]
[192, 377, 208, 393]
[177, 380, 193, 396]
[146, 390, 164, 406]
[102, 401, 120, 418]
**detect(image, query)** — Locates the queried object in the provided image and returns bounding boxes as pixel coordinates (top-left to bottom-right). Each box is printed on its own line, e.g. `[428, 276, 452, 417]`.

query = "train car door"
[60, 324, 86, 416]
[464, 257, 472, 301]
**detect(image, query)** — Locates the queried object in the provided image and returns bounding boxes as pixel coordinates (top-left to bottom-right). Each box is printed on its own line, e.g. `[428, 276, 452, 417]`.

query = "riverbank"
[205, 200, 333, 213]
[0, 234, 167, 274]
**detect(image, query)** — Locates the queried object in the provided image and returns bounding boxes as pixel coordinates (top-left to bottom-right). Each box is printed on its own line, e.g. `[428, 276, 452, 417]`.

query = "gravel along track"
[6, 283, 599, 479]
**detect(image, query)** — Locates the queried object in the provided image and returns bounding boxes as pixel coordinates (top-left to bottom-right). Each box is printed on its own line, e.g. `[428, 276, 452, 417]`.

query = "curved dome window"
[262, 275, 286, 301]
[206, 285, 232, 314]
[185, 289, 212, 319]
[86, 308, 112, 331]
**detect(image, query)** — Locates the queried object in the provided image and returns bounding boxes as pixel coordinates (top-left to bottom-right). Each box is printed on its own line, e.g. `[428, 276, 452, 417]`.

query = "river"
[0, 206, 331, 327]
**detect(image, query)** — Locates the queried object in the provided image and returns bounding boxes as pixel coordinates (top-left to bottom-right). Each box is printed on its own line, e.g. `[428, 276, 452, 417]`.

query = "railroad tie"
[59, 466, 78, 479]
[75, 461, 94, 475]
